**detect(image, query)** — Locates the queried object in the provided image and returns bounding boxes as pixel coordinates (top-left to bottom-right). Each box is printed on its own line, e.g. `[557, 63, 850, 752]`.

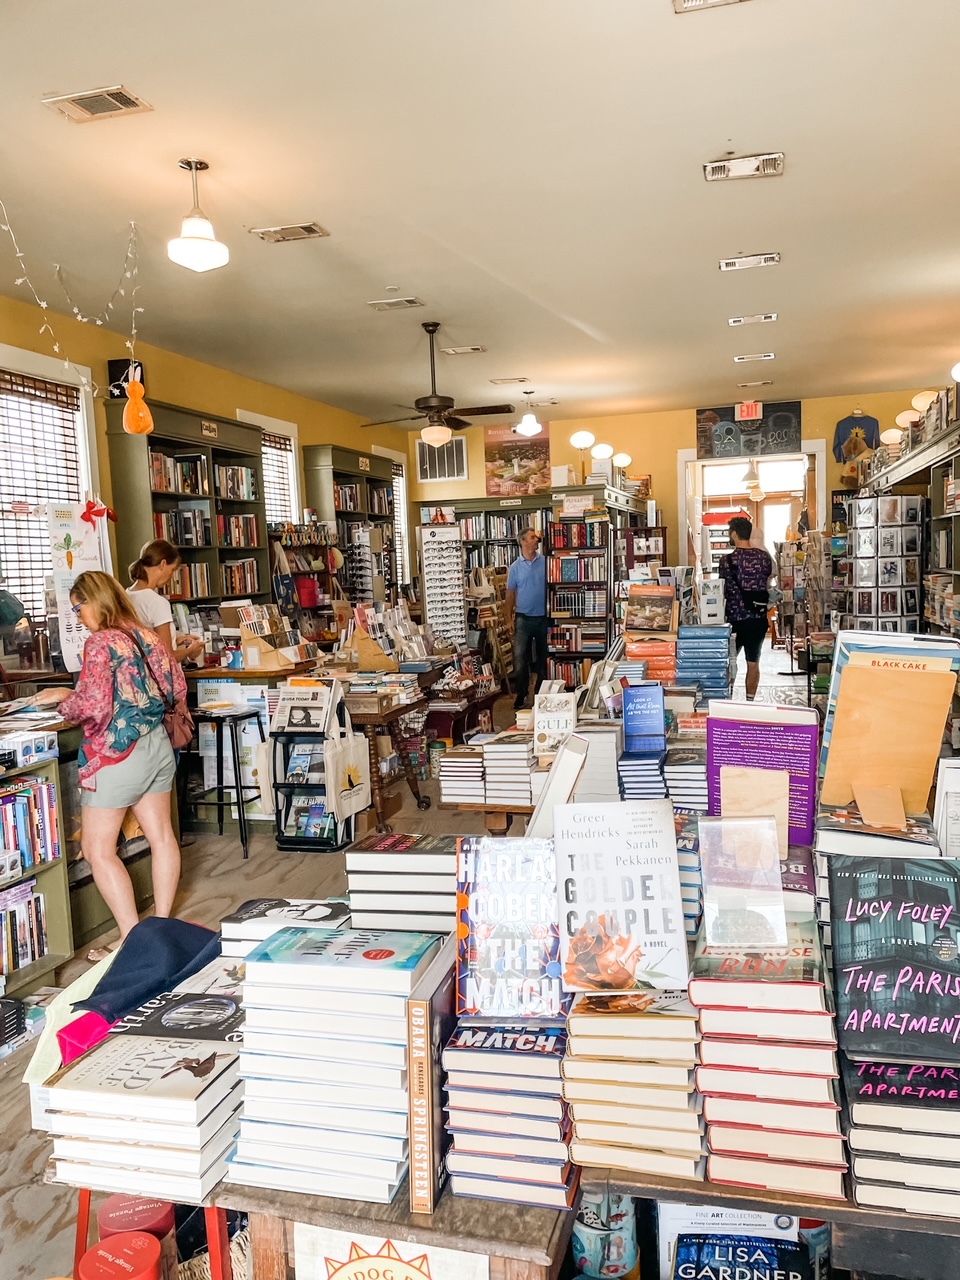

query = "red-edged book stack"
[688, 914, 847, 1198]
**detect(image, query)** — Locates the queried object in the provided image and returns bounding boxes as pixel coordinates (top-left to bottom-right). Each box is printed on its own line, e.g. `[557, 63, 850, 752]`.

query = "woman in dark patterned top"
[718, 516, 773, 701]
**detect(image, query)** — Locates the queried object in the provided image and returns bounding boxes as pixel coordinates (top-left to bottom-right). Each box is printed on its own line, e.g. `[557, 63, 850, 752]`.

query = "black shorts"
[733, 616, 768, 663]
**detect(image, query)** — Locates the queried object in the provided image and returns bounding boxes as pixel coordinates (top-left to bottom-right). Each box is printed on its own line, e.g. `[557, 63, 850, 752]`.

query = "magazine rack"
[270, 696, 355, 853]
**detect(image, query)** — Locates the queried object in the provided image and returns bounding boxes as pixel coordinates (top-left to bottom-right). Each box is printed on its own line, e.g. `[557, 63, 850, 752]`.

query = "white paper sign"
[47, 503, 107, 672]
[293, 1224, 490, 1280]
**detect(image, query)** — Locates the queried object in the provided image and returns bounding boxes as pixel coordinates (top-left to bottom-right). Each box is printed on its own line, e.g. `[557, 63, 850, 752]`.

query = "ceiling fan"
[364, 321, 515, 446]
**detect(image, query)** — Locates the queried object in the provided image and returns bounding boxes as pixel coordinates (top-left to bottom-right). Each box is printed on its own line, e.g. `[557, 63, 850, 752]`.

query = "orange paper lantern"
[122, 380, 154, 435]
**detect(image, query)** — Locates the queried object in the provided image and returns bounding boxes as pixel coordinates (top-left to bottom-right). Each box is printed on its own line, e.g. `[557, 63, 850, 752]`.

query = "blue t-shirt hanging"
[833, 413, 880, 462]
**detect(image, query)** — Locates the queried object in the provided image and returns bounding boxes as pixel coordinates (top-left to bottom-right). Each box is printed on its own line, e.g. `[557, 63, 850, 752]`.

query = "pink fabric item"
[56, 1010, 117, 1066]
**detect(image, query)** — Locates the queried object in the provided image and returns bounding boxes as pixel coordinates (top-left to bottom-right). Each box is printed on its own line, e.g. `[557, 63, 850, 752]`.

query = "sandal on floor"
[86, 943, 119, 963]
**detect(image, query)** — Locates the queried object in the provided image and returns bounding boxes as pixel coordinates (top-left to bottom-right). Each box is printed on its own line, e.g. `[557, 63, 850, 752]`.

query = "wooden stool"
[74, 1188, 234, 1280]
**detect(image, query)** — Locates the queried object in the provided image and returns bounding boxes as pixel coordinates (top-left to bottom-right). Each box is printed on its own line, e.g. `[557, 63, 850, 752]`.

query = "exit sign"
[736, 401, 763, 421]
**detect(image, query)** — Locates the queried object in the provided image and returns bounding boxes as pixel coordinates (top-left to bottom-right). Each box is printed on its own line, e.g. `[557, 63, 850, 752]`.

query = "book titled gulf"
[456, 837, 570, 1020]
[829, 856, 960, 1064]
[554, 801, 688, 992]
[672, 1235, 812, 1280]
[245, 927, 440, 994]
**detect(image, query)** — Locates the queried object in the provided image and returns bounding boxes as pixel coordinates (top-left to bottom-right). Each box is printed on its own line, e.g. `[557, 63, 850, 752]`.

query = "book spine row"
[549, 522, 608, 549]
[165, 562, 212, 600]
[217, 513, 260, 548]
[220, 558, 261, 597]
[488, 514, 533, 540]
[215, 465, 259, 501]
[368, 485, 392, 516]
[548, 556, 606, 583]
[334, 483, 361, 511]
[0, 886, 47, 975]
[549, 586, 607, 616]
[547, 657, 587, 687]
[0, 779, 60, 868]
[148, 451, 209, 496]
[548, 623, 607, 653]
[153, 508, 212, 547]
[458, 516, 485, 540]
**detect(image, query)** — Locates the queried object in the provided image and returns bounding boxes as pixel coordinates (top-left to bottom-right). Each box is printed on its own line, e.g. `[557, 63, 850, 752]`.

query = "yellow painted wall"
[409, 390, 924, 563]
[0, 294, 410, 510]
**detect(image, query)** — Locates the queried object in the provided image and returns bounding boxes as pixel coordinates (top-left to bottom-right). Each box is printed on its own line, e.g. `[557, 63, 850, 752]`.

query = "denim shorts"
[81, 725, 176, 809]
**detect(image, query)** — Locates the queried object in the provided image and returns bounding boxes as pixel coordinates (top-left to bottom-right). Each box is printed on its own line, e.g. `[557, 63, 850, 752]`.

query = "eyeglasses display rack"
[420, 524, 467, 646]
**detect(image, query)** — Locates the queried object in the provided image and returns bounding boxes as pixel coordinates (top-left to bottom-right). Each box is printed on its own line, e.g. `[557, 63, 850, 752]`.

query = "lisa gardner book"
[672, 1235, 812, 1280]
[554, 801, 689, 992]
[829, 856, 960, 1064]
[456, 837, 570, 1020]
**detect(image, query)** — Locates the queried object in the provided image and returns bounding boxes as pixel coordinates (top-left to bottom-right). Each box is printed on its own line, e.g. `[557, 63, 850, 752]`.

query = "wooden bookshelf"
[303, 445, 396, 602]
[104, 401, 270, 606]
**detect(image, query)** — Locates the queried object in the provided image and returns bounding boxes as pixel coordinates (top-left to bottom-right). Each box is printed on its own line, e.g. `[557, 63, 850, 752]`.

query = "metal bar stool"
[189, 708, 265, 860]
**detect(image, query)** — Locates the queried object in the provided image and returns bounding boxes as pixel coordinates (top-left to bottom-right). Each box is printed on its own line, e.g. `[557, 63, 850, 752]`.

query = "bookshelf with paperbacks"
[0, 757, 72, 998]
[105, 402, 270, 607]
[303, 445, 395, 603]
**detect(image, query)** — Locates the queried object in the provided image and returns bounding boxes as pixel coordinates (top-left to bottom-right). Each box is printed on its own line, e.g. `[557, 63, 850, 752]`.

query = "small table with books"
[349, 698, 432, 832]
[213, 1178, 576, 1280]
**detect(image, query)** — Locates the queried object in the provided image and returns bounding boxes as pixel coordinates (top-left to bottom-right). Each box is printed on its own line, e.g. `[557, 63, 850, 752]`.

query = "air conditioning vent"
[729, 313, 778, 326]
[719, 253, 780, 272]
[734, 353, 776, 363]
[489, 376, 530, 385]
[441, 345, 486, 355]
[367, 297, 424, 311]
[41, 85, 153, 123]
[250, 222, 330, 243]
[705, 152, 784, 182]
[738, 380, 773, 388]
[673, 0, 751, 11]
[530, 399, 558, 407]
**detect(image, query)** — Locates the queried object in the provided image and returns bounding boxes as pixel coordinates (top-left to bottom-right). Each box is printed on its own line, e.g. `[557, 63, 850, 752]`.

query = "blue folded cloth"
[74, 916, 220, 1022]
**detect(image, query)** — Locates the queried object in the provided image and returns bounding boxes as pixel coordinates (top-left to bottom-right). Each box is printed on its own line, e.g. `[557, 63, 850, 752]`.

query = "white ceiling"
[2, 0, 960, 426]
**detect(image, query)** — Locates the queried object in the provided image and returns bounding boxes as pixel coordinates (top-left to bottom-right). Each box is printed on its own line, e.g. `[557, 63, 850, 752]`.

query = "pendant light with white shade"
[167, 159, 230, 273]
[514, 391, 543, 437]
[420, 420, 453, 448]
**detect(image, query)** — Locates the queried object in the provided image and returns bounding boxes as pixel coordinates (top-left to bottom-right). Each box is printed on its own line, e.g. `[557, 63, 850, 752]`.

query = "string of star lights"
[0, 200, 143, 393]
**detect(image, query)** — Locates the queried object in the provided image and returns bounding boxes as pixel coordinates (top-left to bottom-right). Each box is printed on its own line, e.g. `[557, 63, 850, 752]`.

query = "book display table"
[349, 698, 432, 832]
[438, 800, 534, 834]
[214, 1177, 575, 1280]
[425, 688, 501, 746]
[587, 1168, 960, 1280]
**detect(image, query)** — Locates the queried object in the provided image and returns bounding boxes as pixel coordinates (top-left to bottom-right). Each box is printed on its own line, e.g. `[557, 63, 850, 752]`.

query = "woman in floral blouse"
[36, 572, 186, 939]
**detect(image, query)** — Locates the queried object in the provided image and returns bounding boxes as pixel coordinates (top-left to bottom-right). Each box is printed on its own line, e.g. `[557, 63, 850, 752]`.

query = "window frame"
[416, 435, 468, 483]
[236, 409, 301, 521]
[0, 343, 109, 568]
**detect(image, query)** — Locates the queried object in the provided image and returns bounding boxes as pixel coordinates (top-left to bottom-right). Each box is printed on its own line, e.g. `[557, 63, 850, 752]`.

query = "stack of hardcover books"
[482, 732, 536, 806]
[46, 1035, 242, 1202]
[571, 722, 623, 804]
[663, 743, 708, 810]
[617, 749, 667, 800]
[673, 806, 703, 937]
[447, 836, 577, 1208]
[219, 897, 350, 958]
[676, 623, 733, 699]
[562, 993, 704, 1179]
[831, 855, 960, 1216]
[689, 915, 846, 1198]
[227, 927, 453, 1205]
[442, 1023, 575, 1208]
[437, 746, 485, 806]
[347, 834, 458, 932]
[613, 657, 649, 686]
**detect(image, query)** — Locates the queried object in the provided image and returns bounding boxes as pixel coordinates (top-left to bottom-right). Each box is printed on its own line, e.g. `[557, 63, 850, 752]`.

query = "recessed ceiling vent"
[441, 345, 486, 355]
[734, 353, 776, 363]
[250, 222, 330, 243]
[719, 253, 780, 271]
[729, 313, 778, 326]
[530, 399, 558, 407]
[367, 297, 424, 311]
[42, 85, 153, 123]
[490, 376, 530, 385]
[705, 153, 784, 181]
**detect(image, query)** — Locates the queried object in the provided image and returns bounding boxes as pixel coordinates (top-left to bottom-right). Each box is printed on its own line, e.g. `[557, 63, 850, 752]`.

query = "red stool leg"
[74, 1186, 92, 1277]
[204, 1205, 233, 1280]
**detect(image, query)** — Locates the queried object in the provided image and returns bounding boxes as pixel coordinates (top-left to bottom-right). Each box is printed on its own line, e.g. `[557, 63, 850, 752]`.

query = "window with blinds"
[261, 430, 295, 522]
[0, 370, 84, 621]
[416, 435, 468, 482]
[391, 461, 410, 584]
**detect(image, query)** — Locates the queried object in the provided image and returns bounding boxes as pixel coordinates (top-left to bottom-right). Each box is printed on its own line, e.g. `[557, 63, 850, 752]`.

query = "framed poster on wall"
[484, 422, 551, 496]
[696, 402, 802, 459]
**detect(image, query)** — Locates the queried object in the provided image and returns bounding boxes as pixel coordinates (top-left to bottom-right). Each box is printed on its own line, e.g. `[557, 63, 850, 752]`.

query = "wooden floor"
[0, 770, 493, 1280]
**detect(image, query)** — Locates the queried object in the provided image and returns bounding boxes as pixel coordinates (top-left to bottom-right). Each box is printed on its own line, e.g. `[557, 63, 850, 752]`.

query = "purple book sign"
[707, 714, 819, 846]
